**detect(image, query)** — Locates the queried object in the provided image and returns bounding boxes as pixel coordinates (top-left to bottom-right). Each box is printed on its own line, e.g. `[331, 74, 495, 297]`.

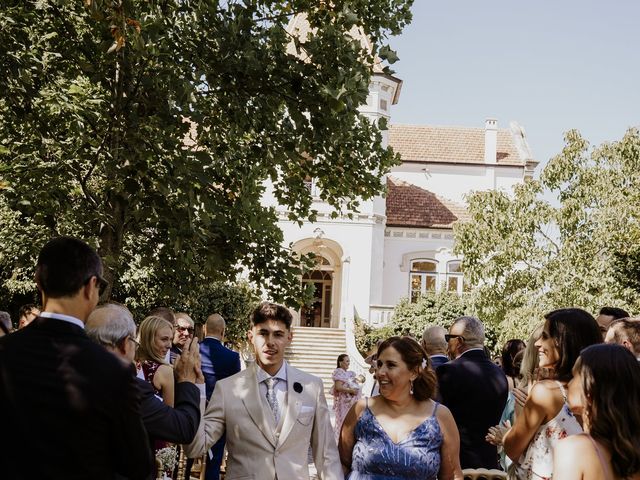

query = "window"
[446, 261, 464, 294]
[409, 259, 438, 302]
[303, 176, 320, 198]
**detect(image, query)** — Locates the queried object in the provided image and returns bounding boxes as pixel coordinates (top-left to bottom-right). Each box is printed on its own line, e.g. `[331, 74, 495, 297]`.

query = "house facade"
[264, 16, 537, 332]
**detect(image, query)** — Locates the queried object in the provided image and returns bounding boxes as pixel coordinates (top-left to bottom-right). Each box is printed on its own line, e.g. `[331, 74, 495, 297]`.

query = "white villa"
[271, 15, 538, 391]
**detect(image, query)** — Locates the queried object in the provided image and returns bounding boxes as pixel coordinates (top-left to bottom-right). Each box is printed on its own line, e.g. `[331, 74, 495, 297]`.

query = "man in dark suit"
[86, 303, 204, 449]
[0, 237, 151, 479]
[198, 313, 241, 479]
[421, 325, 449, 369]
[436, 316, 508, 470]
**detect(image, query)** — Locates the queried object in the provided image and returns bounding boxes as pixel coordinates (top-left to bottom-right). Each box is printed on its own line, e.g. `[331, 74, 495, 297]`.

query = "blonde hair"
[136, 315, 173, 364]
[518, 323, 544, 388]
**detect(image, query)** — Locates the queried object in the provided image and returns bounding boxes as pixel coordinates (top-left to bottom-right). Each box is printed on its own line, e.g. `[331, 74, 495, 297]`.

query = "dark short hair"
[576, 344, 640, 477]
[337, 354, 348, 368]
[250, 302, 292, 329]
[35, 237, 102, 298]
[544, 308, 601, 381]
[501, 339, 526, 378]
[18, 304, 38, 320]
[599, 306, 630, 320]
[377, 336, 437, 401]
[148, 307, 175, 325]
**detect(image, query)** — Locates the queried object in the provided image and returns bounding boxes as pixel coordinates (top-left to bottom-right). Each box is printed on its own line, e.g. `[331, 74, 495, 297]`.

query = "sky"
[387, 1, 640, 172]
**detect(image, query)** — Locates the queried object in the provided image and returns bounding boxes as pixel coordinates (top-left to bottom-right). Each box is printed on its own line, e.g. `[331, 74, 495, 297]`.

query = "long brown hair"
[577, 344, 640, 478]
[378, 336, 437, 401]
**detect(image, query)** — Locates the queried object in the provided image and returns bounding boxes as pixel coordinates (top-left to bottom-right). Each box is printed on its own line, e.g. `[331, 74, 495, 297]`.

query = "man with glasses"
[171, 312, 196, 364]
[0, 236, 151, 479]
[86, 303, 204, 450]
[436, 316, 508, 470]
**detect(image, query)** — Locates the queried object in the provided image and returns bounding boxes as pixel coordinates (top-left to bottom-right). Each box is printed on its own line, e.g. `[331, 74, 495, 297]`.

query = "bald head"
[205, 313, 226, 339]
[421, 325, 447, 356]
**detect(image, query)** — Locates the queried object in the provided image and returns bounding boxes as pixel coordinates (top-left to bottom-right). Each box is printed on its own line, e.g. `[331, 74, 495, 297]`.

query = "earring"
[410, 380, 414, 395]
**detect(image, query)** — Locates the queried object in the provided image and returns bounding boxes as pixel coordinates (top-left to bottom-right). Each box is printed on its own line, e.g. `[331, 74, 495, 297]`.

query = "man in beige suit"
[185, 302, 343, 480]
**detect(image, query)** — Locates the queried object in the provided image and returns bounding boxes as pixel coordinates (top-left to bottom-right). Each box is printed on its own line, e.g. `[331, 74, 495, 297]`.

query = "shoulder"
[529, 380, 563, 404]
[289, 364, 322, 385]
[555, 434, 594, 462]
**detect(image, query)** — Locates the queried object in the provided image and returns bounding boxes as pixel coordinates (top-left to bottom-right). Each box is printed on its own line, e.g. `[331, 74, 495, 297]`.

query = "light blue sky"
[387, 1, 640, 172]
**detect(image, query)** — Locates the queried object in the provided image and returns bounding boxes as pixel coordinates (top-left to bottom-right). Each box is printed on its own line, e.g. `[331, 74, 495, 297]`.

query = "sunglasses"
[444, 334, 465, 342]
[176, 325, 195, 335]
[85, 274, 109, 296]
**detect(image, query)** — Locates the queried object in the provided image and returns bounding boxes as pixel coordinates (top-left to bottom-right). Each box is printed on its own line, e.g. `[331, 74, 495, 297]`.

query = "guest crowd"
[1, 236, 640, 480]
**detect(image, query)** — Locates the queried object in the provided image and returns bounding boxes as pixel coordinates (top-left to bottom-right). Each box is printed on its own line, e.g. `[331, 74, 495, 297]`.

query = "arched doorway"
[301, 258, 333, 327]
[292, 235, 343, 328]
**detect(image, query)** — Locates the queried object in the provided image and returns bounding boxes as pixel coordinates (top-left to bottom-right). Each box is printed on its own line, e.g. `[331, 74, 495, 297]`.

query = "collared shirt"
[40, 311, 84, 330]
[256, 362, 288, 421]
[430, 354, 448, 361]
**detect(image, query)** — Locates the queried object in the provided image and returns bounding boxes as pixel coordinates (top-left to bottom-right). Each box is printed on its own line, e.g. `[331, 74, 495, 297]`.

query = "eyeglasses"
[176, 325, 195, 335]
[85, 274, 109, 296]
[127, 336, 140, 350]
[444, 334, 465, 342]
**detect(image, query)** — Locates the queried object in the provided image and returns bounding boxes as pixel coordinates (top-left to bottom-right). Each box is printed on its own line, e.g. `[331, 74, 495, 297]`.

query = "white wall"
[278, 216, 382, 322]
[390, 164, 524, 204]
[381, 228, 459, 306]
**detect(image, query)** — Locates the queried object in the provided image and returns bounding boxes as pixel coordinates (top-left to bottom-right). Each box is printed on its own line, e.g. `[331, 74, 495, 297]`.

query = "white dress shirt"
[256, 362, 288, 422]
[40, 311, 84, 329]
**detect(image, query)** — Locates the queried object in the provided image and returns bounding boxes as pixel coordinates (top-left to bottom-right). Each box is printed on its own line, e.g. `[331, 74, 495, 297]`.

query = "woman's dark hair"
[576, 344, 640, 478]
[377, 336, 437, 401]
[336, 354, 348, 368]
[544, 308, 601, 381]
[501, 339, 526, 378]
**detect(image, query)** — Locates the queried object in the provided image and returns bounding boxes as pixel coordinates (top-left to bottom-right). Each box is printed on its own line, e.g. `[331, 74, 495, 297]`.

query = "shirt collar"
[40, 311, 85, 329]
[256, 361, 288, 384]
[204, 336, 222, 342]
[430, 354, 448, 359]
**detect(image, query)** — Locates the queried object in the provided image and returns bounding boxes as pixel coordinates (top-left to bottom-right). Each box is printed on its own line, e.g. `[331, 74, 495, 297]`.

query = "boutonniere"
[293, 382, 303, 393]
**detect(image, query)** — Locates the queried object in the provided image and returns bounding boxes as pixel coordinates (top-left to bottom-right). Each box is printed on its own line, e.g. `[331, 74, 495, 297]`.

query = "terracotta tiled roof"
[388, 124, 533, 166]
[385, 177, 469, 229]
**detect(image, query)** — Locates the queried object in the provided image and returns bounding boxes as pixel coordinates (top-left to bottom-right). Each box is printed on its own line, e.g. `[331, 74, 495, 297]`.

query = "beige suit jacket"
[184, 362, 343, 480]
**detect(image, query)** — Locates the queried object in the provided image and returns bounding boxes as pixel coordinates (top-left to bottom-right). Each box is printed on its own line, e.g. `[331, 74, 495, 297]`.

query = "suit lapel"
[241, 364, 277, 447]
[278, 364, 302, 445]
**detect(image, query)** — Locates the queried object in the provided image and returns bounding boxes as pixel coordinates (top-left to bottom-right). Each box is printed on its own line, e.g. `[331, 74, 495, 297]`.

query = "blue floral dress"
[348, 401, 443, 480]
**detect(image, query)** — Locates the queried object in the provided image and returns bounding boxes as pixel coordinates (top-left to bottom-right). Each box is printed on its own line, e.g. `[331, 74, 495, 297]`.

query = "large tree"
[0, 0, 412, 307]
[454, 128, 640, 340]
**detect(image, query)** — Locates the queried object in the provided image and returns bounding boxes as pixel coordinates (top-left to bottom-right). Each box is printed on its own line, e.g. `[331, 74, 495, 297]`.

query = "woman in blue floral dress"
[339, 336, 463, 480]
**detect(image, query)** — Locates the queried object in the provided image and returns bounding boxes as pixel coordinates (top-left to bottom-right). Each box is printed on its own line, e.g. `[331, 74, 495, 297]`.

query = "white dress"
[513, 381, 582, 480]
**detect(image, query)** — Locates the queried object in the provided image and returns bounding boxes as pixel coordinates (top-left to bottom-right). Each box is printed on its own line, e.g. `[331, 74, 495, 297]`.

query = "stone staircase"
[285, 326, 346, 404]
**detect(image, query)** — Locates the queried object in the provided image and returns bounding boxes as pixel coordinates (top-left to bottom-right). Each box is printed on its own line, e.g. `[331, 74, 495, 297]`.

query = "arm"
[502, 381, 552, 461]
[183, 381, 226, 458]
[552, 435, 588, 480]
[139, 379, 201, 444]
[436, 404, 464, 480]
[311, 380, 345, 480]
[334, 380, 358, 395]
[338, 399, 366, 474]
[155, 364, 175, 407]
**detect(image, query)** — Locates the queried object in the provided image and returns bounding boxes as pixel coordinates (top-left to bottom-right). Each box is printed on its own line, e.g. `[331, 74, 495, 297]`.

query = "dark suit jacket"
[429, 354, 449, 369]
[436, 349, 508, 469]
[199, 337, 241, 401]
[137, 378, 201, 445]
[0, 316, 151, 480]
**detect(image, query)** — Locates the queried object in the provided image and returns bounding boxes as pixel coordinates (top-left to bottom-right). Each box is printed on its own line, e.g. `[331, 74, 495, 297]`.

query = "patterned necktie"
[265, 377, 280, 424]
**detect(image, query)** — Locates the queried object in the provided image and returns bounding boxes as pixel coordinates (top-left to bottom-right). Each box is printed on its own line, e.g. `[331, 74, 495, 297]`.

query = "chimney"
[484, 118, 497, 164]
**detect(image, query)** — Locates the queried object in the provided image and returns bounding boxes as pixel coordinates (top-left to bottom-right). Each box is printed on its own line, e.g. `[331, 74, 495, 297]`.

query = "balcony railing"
[368, 305, 395, 327]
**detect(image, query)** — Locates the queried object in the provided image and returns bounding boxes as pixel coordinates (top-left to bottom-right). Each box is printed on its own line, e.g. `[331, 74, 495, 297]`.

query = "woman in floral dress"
[503, 308, 602, 479]
[332, 354, 361, 442]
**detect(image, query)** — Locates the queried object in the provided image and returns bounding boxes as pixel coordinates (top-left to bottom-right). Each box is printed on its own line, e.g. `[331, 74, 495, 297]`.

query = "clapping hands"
[174, 337, 204, 384]
[485, 420, 511, 446]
